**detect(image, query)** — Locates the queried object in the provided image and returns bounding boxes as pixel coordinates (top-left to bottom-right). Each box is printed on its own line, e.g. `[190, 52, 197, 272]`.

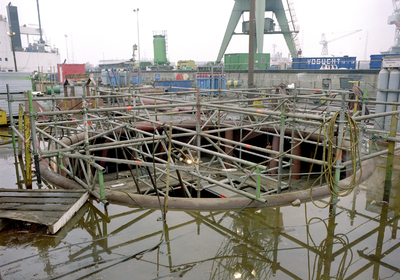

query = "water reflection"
[0, 185, 399, 280]
[357, 205, 396, 279]
[1, 152, 400, 279]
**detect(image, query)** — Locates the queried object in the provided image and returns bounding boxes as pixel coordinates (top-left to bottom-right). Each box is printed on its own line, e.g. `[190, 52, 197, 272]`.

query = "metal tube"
[248, 0, 255, 89]
[277, 101, 286, 193]
[57, 154, 107, 204]
[11, 125, 24, 142]
[70, 124, 126, 148]
[12, 93, 132, 101]
[6, 85, 21, 194]
[59, 152, 192, 171]
[82, 90, 92, 185]
[196, 86, 202, 197]
[332, 94, 346, 210]
[35, 127, 70, 149]
[34, 102, 199, 116]
[6, 86, 16, 147]
[354, 110, 400, 121]
[202, 132, 326, 165]
[224, 129, 233, 166]
[164, 123, 173, 217]
[189, 171, 267, 203]
[256, 167, 261, 199]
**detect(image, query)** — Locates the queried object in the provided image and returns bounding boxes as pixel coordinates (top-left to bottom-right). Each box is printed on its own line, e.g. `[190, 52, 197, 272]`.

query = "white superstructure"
[0, 9, 60, 73]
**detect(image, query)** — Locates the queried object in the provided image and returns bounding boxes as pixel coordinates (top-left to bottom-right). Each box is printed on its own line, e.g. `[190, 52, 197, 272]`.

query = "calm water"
[0, 128, 399, 280]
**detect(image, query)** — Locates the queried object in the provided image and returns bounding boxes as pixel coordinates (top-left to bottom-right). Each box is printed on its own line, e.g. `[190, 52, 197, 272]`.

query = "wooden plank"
[0, 203, 71, 211]
[0, 197, 79, 204]
[0, 210, 65, 220]
[0, 189, 90, 234]
[0, 211, 60, 226]
[49, 203, 90, 246]
[49, 192, 89, 234]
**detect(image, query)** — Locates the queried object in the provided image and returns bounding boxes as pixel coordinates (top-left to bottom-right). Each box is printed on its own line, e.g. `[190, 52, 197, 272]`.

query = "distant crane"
[319, 29, 362, 56]
[388, 0, 400, 53]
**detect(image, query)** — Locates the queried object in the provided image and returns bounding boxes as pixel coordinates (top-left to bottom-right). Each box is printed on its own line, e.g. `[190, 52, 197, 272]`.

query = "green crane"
[216, 0, 301, 62]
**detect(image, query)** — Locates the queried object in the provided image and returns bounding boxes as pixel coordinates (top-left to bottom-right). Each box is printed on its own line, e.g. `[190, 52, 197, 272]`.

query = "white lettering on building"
[307, 58, 345, 65]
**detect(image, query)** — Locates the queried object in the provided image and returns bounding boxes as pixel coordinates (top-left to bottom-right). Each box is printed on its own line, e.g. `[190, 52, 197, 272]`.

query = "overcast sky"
[0, 0, 395, 65]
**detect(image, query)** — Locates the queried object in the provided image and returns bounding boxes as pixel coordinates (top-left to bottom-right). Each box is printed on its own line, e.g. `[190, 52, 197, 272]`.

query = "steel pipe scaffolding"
[6, 83, 400, 209]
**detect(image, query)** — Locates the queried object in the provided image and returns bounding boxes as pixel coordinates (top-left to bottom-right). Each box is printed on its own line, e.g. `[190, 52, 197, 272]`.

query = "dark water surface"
[0, 128, 399, 279]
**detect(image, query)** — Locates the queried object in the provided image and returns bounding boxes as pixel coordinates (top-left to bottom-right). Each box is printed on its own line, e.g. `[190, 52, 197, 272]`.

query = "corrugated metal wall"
[0, 72, 32, 94]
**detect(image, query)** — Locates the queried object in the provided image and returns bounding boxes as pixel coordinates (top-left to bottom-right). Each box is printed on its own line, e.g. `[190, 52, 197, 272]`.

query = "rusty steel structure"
[5, 79, 400, 210]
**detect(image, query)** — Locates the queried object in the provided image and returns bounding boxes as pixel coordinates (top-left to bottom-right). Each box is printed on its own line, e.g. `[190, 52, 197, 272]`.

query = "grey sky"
[0, 0, 394, 65]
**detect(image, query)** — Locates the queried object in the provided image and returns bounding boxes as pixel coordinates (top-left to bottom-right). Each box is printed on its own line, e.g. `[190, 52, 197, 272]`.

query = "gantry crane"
[319, 29, 362, 56]
[216, 0, 302, 63]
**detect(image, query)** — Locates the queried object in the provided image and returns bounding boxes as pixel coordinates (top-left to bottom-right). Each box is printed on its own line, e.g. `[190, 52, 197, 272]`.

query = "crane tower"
[216, 0, 301, 62]
[388, 0, 400, 53]
[319, 30, 362, 56]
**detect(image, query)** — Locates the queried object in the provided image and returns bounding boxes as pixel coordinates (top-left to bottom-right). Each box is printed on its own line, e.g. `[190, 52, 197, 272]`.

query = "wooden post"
[24, 114, 32, 188]
[18, 104, 23, 156]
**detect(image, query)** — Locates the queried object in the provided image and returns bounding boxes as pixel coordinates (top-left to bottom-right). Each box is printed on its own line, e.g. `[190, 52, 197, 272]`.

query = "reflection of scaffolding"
[2, 188, 399, 279]
[5, 79, 400, 209]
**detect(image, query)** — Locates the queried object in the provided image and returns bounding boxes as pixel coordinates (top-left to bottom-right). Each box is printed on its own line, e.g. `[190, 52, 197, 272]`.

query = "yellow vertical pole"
[24, 114, 32, 188]
[349, 81, 362, 115]
[18, 104, 23, 156]
[94, 87, 98, 109]
[353, 95, 359, 115]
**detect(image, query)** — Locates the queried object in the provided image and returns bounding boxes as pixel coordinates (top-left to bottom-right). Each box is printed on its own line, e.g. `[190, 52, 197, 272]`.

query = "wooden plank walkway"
[0, 189, 89, 234]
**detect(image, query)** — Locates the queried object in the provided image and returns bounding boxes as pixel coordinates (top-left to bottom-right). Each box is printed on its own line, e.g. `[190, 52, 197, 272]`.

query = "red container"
[57, 64, 86, 83]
